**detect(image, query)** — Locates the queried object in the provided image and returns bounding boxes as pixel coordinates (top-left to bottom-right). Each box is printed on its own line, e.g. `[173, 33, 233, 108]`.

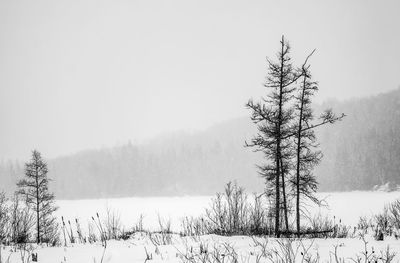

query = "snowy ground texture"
[2, 233, 400, 263]
[2, 191, 400, 262]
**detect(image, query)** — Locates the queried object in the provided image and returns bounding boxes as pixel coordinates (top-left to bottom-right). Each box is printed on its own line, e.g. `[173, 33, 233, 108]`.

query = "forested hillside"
[1, 88, 399, 199]
[315, 88, 400, 191]
[0, 118, 262, 198]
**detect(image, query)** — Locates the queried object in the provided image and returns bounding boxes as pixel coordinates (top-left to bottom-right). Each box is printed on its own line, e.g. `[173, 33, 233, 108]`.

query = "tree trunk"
[280, 158, 289, 232]
[296, 73, 307, 237]
[275, 35, 286, 238]
[35, 163, 40, 244]
[275, 148, 280, 237]
[295, 126, 302, 237]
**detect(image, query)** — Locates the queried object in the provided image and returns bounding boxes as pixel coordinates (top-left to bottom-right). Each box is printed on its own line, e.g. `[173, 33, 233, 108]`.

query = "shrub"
[180, 216, 209, 237]
[87, 221, 97, 243]
[134, 214, 145, 232]
[301, 214, 351, 238]
[205, 182, 246, 235]
[248, 193, 271, 235]
[178, 241, 238, 263]
[357, 216, 371, 232]
[148, 215, 173, 246]
[205, 182, 271, 235]
[0, 192, 9, 243]
[104, 207, 122, 240]
[307, 214, 334, 238]
[9, 195, 35, 244]
[41, 218, 60, 246]
[374, 206, 391, 239]
[389, 200, 400, 230]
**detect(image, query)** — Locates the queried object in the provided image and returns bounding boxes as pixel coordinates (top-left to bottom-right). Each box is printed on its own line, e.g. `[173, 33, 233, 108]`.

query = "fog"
[1, 0, 399, 160]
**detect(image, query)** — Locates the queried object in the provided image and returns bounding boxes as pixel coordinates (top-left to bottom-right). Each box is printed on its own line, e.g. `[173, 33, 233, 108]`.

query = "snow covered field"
[55, 191, 400, 231]
[2, 191, 400, 263]
[2, 233, 400, 262]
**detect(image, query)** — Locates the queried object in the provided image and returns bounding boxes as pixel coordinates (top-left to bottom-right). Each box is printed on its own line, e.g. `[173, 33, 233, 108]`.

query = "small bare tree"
[17, 150, 58, 244]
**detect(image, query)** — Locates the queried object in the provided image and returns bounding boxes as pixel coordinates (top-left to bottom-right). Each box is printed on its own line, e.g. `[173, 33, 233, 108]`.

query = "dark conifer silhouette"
[246, 36, 298, 237]
[292, 51, 322, 236]
[290, 50, 345, 236]
[247, 38, 345, 237]
[17, 150, 58, 244]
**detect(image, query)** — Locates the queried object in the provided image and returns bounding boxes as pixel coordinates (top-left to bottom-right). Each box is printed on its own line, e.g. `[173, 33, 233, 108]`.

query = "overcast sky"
[0, 0, 399, 160]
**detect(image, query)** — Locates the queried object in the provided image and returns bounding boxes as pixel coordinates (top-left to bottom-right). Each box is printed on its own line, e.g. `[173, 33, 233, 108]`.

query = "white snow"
[3, 191, 400, 262]
[55, 191, 400, 231]
[2, 233, 400, 263]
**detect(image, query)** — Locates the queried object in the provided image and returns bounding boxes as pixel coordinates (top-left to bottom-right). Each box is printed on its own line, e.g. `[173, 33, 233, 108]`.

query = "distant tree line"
[0, 134, 259, 199]
[0, 90, 398, 199]
[315, 88, 400, 191]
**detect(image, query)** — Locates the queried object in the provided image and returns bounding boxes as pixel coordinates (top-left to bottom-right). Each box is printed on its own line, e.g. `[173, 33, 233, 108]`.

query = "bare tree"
[246, 36, 298, 237]
[292, 51, 345, 237]
[17, 150, 58, 244]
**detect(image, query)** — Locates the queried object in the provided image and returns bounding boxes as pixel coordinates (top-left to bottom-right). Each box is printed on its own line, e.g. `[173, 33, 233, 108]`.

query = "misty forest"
[1, 88, 400, 198]
[1, 1, 400, 262]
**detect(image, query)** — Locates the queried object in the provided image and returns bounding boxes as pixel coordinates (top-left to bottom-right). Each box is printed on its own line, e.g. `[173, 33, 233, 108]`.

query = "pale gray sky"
[0, 0, 399, 160]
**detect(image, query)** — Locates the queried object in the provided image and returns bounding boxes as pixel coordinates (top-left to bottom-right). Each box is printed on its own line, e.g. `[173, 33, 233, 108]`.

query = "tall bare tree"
[246, 36, 298, 237]
[292, 51, 345, 236]
[17, 150, 57, 244]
